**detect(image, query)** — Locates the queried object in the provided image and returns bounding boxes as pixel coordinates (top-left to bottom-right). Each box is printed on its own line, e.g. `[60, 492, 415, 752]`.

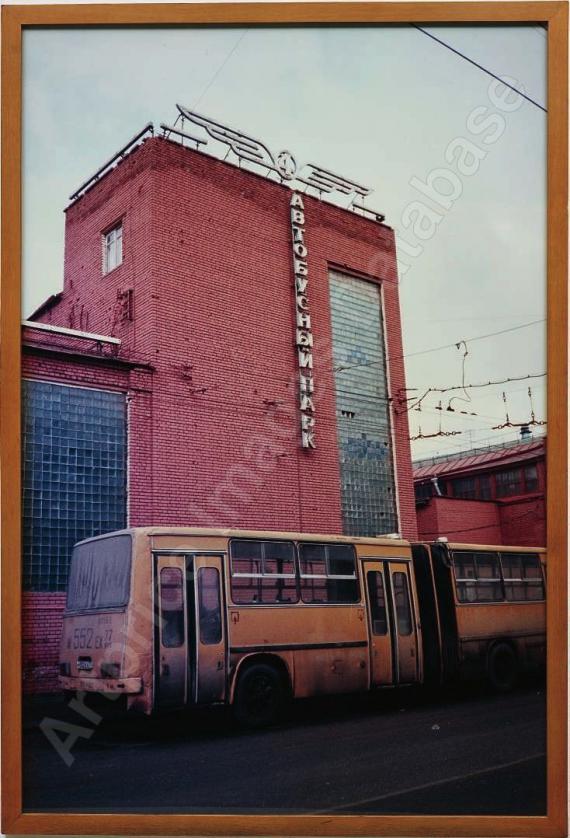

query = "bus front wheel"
[487, 642, 518, 692]
[233, 663, 285, 728]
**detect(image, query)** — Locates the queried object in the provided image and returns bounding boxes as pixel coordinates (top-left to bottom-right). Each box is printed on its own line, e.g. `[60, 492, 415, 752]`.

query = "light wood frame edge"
[1, 2, 567, 835]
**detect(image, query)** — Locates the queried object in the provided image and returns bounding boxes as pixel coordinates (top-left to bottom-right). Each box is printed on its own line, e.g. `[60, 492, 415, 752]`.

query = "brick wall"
[498, 496, 546, 546]
[22, 592, 66, 693]
[416, 497, 502, 544]
[417, 494, 545, 547]
[40, 137, 416, 538]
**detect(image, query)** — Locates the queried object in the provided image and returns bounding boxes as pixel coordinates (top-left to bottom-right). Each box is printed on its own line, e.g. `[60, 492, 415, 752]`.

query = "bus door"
[192, 555, 227, 705]
[386, 561, 419, 684]
[363, 561, 393, 687]
[155, 554, 189, 708]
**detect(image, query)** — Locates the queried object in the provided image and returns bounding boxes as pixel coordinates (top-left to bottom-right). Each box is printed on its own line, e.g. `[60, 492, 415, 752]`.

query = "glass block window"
[329, 270, 398, 536]
[22, 381, 127, 592]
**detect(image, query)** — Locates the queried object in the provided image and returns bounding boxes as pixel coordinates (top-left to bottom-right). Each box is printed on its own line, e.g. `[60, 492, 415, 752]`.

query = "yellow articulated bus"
[59, 527, 546, 726]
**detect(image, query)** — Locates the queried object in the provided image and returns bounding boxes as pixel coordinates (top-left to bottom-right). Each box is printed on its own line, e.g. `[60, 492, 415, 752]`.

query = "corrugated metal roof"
[413, 439, 545, 480]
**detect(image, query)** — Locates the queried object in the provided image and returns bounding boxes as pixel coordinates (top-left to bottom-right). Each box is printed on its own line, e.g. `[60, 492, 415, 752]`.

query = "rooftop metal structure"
[69, 108, 387, 223]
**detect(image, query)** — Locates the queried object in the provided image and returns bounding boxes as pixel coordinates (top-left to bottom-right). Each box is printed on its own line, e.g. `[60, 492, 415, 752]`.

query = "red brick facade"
[24, 135, 416, 691]
[414, 438, 546, 547]
[22, 593, 66, 694]
[416, 497, 503, 544]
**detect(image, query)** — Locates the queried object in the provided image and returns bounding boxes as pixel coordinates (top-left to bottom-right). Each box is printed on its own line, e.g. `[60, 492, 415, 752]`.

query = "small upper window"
[103, 222, 123, 274]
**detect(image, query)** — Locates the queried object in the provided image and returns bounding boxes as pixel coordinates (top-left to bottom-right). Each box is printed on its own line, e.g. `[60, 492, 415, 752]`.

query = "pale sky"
[21, 24, 547, 459]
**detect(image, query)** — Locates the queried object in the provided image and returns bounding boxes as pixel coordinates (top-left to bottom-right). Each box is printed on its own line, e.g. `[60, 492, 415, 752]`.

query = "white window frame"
[102, 222, 123, 275]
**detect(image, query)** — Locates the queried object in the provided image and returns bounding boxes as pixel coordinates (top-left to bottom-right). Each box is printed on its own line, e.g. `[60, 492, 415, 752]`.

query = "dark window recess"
[453, 551, 503, 603]
[299, 543, 360, 604]
[501, 552, 544, 602]
[524, 464, 539, 492]
[495, 467, 524, 498]
[367, 571, 388, 635]
[451, 474, 492, 500]
[198, 567, 222, 645]
[451, 476, 477, 499]
[414, 482, 433, 502]
[160, 567, 185, 648]
[230, 540, 298, 605]
[392, 572, 413, 635]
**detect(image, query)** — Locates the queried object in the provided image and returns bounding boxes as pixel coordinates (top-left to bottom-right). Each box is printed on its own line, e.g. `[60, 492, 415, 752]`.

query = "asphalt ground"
[23, 682, 546, 815]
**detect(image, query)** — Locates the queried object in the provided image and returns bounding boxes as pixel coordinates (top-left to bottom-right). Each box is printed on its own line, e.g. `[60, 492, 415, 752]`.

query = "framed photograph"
[1, 2, 567, 836]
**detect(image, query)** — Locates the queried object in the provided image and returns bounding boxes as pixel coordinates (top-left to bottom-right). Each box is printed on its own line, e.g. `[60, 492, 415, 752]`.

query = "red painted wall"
[416, 497, 502, 544]
[416, 494, 545, 547]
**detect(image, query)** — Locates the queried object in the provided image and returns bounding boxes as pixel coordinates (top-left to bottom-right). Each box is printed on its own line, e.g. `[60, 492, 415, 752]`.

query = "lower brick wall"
[23, 592, 66, 694]
[416, 497, 502, 543]
[499, 496, 546, 547]
[416, 495, 546, 546]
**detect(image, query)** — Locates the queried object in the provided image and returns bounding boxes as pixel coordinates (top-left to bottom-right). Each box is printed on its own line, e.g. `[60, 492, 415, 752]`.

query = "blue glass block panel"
[329, 271, 398, 537]
[22, 381, 127, 592]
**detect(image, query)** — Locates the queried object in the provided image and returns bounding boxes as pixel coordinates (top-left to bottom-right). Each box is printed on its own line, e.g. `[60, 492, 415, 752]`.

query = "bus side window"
[501, 552, 544, 602]
[392, 572, 412, 636]
[198, 567, 222, 645]
[230, 539, 298, 604]
[366, 571, 388, 635]
[299, 543, 359, 604]
[160, 567, 185, 648]
[453, 551, 502, 603]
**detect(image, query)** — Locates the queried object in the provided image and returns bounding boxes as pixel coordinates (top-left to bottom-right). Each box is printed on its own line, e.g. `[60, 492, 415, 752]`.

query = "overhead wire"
[336, 318, 546, 372]
[411, 24, 547, 112]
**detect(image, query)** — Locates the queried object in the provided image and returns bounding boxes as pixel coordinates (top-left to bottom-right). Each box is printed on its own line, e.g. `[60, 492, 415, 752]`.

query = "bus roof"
[74, 526, 411, 548]
[72, 528, 545, 553]
[424, 541, 546, 553]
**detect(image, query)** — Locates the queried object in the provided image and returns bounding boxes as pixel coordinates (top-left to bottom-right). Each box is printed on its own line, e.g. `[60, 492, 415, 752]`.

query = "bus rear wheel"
[487, 642, 518, 692]
[233, 663, 285, 728]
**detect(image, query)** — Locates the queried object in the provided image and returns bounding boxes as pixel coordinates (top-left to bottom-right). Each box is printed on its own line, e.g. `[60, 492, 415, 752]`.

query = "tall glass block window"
[22, 381, 127, 591]
[329, 270, 398, 537]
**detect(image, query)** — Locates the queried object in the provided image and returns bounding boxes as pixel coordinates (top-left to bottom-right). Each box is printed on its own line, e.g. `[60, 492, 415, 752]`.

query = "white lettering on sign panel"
[290, 192, 316, 449]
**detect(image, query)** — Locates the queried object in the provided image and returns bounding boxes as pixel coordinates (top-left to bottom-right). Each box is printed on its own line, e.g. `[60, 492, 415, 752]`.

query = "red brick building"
[413, 436, 546, 547]
[23, 127, 417, 691]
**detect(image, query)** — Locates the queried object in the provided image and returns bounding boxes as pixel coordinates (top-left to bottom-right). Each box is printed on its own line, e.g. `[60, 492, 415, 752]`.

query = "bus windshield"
[66, 534, 132, 611]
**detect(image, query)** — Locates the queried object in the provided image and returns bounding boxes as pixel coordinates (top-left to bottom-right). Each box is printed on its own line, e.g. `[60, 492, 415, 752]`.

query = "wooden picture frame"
[1, 3, 567, 835]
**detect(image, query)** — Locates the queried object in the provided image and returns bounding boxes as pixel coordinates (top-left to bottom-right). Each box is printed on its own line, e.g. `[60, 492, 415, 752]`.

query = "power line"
[192, 29, 249, 109]
[400, 372, 546, 413]
[398, 318, 546, 361]
[410, 426, 546, 456]
[336, 318, 546, 373]
[411, 25, 547, 113]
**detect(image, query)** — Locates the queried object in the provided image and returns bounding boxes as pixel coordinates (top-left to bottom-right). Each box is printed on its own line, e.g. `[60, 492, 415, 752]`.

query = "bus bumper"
[59, 675, 143, 694]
